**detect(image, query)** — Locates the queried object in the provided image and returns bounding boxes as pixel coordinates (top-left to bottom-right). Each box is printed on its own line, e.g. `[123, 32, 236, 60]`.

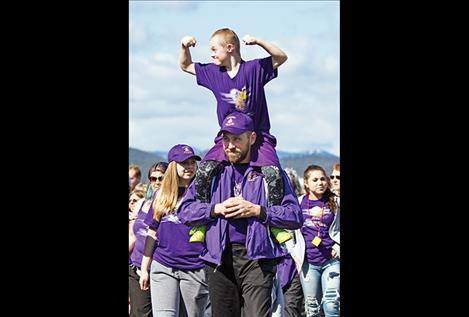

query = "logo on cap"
[224, 116, 236, 127]
[183, 146, 192, 154]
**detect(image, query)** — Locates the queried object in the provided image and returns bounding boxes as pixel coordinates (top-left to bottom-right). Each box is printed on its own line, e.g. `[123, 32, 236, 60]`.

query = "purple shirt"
[144, 188, 205, 270]
[196, 56, 280, 167]
[227, 164, 249, 244]
[129, 199, 153, 268]
[300, 195, 336, 266]
[195, 57, 277, 135]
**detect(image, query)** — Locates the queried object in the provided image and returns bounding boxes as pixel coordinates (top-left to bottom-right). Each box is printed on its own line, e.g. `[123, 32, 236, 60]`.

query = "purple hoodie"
[178, 164, 303, 266]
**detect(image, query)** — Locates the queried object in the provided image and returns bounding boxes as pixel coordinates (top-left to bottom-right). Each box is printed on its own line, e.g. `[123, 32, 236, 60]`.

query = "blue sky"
[129, 0, 340, 156]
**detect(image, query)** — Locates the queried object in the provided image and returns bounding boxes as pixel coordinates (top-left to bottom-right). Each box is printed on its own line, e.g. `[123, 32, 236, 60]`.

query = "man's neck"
[237, 155, 251, 165]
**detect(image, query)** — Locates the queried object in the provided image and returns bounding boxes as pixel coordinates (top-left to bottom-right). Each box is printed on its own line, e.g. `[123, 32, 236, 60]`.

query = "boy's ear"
[226, 43, 235, 53]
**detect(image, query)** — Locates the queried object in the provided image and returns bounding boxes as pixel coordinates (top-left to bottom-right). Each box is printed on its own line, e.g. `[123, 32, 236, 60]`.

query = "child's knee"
[198, 160, 221, 174]
[261, 166, 284, 206]
[261, 165, 280, 179]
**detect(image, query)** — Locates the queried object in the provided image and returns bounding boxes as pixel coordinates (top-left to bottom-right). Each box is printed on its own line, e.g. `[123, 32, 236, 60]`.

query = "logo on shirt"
[234, 182, 242, 197]
[221, 86, 249, 111]
[303, 206, 330, 228]
[247, 171, 260, 182]
[162, 213, 181, 224]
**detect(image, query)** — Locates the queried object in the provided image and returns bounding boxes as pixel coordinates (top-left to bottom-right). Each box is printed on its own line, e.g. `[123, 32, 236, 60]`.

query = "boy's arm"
[179, 36, 197, 75]
[242, 35, 288, 69]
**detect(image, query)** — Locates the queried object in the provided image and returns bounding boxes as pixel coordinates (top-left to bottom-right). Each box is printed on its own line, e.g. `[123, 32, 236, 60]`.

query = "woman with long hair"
[139, 144, 209, 317]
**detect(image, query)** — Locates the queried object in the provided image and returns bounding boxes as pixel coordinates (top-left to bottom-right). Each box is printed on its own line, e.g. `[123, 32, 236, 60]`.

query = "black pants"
[205, 243, 277, 317]
[283, 273, 306, 317]
[129, 264, 152, 317]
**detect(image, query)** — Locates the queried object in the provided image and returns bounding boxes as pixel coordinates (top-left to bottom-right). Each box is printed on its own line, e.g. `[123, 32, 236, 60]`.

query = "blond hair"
[130, 189, 146, 200]
[211, 28, 240, 55]
[151, 161, 182, 222]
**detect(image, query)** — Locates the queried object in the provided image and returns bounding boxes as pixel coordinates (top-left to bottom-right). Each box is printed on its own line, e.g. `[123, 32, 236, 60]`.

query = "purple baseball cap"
[219, 112, 254, 136]
[167, 144, 201, 163]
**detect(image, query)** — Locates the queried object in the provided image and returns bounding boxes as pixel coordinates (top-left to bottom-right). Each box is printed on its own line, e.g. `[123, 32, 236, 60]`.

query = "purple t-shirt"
[129, 199, 152, 268]
[300, 195, 336, 266]
[144, 188, 205, 270]
[195, 56, 277, 135]
[227, 163, 249, 244]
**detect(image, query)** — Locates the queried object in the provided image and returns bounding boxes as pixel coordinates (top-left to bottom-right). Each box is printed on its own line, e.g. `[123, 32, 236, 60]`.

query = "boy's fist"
[242, 35, 257, 45]
[181, 36, 197, 48]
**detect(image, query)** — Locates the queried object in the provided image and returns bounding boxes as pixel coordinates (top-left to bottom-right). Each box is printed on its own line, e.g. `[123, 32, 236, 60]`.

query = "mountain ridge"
[130, 147, 339, 182]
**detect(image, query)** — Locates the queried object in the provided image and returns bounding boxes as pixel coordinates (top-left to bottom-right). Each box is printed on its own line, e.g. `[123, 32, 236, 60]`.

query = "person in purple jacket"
[138, 145, 209, 317]
[179, 27, 291, 244]
[178, 112, 303, 317]
[299, 165, 340, 317]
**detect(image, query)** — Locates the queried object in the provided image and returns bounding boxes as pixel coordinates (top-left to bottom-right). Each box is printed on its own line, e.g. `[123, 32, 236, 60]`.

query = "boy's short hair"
[211, 28, 240, 54]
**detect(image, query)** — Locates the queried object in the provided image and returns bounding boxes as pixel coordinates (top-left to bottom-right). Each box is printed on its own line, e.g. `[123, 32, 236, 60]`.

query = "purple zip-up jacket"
[178, 164, 303, 266]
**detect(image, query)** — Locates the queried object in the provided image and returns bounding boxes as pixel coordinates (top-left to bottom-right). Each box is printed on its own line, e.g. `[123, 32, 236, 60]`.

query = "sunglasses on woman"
[330, 175, 340, 180]
[150, 176, 164, 182]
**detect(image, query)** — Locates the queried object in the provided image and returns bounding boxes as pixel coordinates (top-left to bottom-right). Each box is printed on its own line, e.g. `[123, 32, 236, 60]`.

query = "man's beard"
[225, 148, 248, 163]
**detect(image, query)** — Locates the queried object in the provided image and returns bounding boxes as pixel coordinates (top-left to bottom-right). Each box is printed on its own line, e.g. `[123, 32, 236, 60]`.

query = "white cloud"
[129, 21, 148, 48]
[130, 114, 219, 153]
[129, 2, 340, 157]
[322, 55, 338, 74]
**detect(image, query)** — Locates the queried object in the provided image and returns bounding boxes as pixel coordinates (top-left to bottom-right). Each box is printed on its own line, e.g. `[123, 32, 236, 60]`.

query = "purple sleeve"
[177, 182, 217, 226]
[263, 171, 303, 229]
[144, 200, 160, 231]
[195, 62, 213, 90]
[258, 56, 278, 86]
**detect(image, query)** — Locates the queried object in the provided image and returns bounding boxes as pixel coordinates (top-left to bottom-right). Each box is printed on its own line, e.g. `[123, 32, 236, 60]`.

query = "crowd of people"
[129, 27, 340, 317]
[129, 158, 340, 317]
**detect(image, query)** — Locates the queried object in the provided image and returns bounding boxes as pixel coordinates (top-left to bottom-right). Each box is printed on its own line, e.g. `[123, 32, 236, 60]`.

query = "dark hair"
[303, 164, 338, 213]
[147, 161, 169, 180]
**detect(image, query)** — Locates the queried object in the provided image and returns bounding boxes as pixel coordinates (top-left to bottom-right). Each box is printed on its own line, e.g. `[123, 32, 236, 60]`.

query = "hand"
[181, 36, 197, 48]
[139, 270, 150, 290]
[223, 196, 260, 219]
[242, 34, 257, 45]
[331, 249, 337, 258]
[212, 196, 241, 217]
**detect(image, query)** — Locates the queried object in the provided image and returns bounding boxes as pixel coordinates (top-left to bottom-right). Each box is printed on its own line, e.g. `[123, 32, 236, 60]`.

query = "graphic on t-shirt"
[162, 213, 182, 224]
[137, 222, 149, 236]
[303, 206, 328, 228]
[221, 86, 248, 110]
[234, 182, 242, 197]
